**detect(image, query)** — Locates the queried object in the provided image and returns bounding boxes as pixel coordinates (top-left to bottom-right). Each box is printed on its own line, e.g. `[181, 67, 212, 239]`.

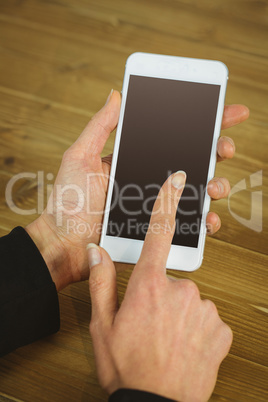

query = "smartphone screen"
[106, 75, 220, 248]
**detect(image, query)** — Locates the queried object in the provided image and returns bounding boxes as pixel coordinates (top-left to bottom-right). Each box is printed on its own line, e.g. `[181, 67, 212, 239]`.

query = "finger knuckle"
[62, 149, 71, 163]
[89, 275, 109, 294]
[162, 189, 180, 214]
[203, 299, 218, 315]
[62, 146, 82, 163]
[89, 320, 98, 336]
[165, 190, 177, 205]
[221, 322, 233, 346]
[179, 279, 199, 298]
[89, 318, 102, 337]
[158, 219, 174, 236]
[91, 114, 110, 136]
[145, 271, 167, 295]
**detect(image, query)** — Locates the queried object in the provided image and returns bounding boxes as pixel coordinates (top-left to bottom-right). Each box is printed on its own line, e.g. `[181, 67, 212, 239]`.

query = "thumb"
[87, 244, 118, 329]
[76, 89, 121, 156]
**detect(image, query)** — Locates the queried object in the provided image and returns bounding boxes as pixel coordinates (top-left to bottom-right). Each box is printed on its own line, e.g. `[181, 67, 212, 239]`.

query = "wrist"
[25, 216, 72, 291]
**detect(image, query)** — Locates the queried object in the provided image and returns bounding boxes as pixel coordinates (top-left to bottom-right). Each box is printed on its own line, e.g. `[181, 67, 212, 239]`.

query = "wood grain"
[0, 0, 267, 401]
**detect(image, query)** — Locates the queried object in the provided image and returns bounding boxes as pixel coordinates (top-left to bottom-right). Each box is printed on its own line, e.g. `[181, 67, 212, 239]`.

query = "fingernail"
[225, 137, 235, 147]
[105, 89, 113, 105]
[206, 223, 213, 234]
[226, 137, 235, 152]
[171, 171, 186, 189]
[217, 180, 224, 195]
[87, 243, 102, 268]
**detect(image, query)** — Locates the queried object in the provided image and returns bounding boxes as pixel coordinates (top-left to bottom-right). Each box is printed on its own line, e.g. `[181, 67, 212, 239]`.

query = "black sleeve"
[0, 226, 60, 357]
[109, 389, 176, 402]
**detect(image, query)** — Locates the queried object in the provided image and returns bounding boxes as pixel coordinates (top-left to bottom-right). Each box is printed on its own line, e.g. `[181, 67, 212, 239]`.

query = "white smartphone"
[100, 52, 228, 271]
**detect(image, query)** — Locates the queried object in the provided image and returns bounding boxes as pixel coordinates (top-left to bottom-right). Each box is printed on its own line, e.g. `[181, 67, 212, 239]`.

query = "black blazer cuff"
[0, 226, 60, 357]
[109, 388, 176, 402]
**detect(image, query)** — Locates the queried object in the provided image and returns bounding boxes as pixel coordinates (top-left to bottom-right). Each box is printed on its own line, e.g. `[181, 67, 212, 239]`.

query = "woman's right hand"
[87, 170, 233, 402]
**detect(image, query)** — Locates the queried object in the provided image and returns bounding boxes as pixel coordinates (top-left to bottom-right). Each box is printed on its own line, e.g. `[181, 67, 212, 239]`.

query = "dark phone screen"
[107, 75, 220, 248]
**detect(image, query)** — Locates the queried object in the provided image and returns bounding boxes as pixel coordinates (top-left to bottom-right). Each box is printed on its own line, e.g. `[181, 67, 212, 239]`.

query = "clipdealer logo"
[4, 170, 263, 234]
[228, 170, 263, 232]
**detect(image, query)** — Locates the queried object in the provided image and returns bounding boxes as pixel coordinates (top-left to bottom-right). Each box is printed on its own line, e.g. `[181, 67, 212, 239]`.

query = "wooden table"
[0, 1, 267, 401]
